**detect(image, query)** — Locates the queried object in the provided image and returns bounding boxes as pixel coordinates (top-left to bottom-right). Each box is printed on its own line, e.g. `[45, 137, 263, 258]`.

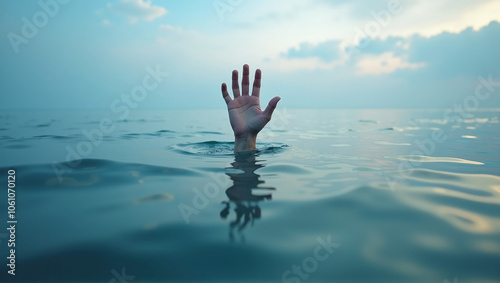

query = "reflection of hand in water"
[220, 152, 275, 241]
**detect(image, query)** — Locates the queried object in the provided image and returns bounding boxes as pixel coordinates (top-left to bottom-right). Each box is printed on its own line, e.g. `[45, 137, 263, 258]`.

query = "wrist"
[234, 133, 257, 153]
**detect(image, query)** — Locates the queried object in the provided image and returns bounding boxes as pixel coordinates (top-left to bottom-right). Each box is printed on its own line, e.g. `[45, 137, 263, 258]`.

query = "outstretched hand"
[221, 64, 280, 152]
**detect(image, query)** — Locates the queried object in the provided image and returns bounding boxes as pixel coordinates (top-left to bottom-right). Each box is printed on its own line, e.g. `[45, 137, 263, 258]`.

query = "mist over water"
[0, 109, 499, 282]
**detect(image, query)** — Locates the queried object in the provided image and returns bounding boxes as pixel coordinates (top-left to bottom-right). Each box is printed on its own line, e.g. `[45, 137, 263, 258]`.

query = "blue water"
[0, 109, 499, 282]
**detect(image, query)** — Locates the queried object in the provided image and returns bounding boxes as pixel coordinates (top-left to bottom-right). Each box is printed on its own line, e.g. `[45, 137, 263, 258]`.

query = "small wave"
[393, 155, 484, 165]
[331, 144, 352, 147]
[121, 130, 177, 139]
[157, 130, 175, 133]
[359, 119, 379, 124]
[0, 159, 200, 190]
[133, 192, 175, 204]
[257, 144, 289, 154]
[171, 141, 234, 156]
[194, 131, 224, 135]
[399, 168, 500, 199]
[436, 206, 491, 234]
[377, 127, 403, 132]
[117, 119, 164, 123]
[35, 123, 52, 128]
[33, 135, 74, 140]
[4, 144, 31, 149]
[374, 141, 411, 146]
[299, 131, 339, 139]
[120, 130, 223, 140]
[255, 164, 309, 174]
[170, 141, 288, 156]
[415, 119, 448, 125]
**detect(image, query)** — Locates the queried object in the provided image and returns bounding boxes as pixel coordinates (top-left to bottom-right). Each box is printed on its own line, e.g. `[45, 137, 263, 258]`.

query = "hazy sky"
[1, 0, 499, 110]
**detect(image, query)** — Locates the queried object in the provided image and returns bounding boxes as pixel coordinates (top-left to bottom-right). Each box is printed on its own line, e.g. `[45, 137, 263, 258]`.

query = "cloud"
[281, 40, 341, 62]
[356, 52, 425, 75]
[317, 0, 408, 19]
[159, 24, 184, 33]
[316, 0, 499, 38]
[291, 20, 500, 77]
[102, 19, 111, 26]
[387, 0, 500, 37]
[406, 20, 500, 77]
[108, 0, 167, 23]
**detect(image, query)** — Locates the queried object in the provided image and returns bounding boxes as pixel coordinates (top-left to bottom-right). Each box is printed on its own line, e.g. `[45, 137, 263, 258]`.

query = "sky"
[0, 0, 499, 110]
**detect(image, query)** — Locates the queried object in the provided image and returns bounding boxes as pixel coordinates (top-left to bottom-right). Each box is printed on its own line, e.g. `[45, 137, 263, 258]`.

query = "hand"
[221, 64, 281, 152]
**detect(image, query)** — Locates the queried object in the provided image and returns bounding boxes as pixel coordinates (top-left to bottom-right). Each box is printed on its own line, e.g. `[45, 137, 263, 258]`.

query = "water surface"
[0, 109, 499, 282]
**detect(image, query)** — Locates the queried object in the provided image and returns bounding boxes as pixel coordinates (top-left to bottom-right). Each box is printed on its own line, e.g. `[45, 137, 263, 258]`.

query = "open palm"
[221, 64, 280, 138]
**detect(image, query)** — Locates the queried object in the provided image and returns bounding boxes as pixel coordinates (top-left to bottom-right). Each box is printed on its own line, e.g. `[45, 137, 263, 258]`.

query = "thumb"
[263, 96, 281, 120]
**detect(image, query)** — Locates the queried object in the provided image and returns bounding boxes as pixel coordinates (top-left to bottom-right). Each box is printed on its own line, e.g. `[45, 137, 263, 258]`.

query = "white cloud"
[379, 0, 500, 38]
[108, 0, 167, 23]
[158, 24, 202, 40]
[209, 0, 500, 63]
[156, 24, 206, 57]
[261, 57, 344, 72]
[95, 9, 104, 16]
[356, 52, 425, 75]
[102, 19, 111, 26]
[159, 24, 184, 33]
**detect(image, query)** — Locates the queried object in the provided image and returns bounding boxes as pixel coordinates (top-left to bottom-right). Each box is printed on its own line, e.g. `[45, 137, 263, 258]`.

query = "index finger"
[232, 70, 241, 98]
[221, 83, 232, 104]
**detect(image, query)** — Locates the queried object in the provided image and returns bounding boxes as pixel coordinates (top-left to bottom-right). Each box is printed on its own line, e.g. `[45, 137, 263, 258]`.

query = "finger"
[221, 83, 232, 104]
[251, 69, 261, 97]
[232, 70, 240, 98]
[242, 64, 250, 96]
[263, 96, 281, 120]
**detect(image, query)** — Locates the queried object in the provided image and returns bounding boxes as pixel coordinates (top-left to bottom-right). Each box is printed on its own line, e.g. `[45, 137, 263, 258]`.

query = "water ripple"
[170, 141, 288, 156]
[374, 141, 411, 146]
[392, 155, 484, 165]
[1, 159, 200, 190]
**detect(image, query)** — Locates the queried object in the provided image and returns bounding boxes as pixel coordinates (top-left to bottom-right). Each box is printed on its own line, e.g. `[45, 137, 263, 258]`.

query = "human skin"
[221, 64, 281, 153]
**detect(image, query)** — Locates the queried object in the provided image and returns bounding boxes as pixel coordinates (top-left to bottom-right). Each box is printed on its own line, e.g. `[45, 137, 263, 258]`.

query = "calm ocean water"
[0, 109, 499, 282]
